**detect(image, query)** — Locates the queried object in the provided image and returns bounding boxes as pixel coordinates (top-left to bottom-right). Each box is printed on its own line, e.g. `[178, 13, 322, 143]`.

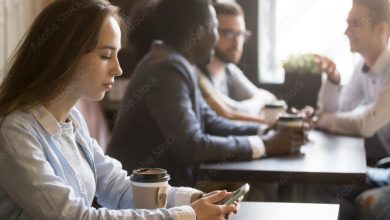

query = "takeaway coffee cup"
[277, 114, 304, 153]
[262, 100, 287, 125]
[130, 168, 170, 209]
[277, 113, 304, 130]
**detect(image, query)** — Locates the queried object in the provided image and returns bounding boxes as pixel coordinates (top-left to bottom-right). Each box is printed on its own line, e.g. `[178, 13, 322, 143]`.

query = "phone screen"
[219, 183, 250, 205]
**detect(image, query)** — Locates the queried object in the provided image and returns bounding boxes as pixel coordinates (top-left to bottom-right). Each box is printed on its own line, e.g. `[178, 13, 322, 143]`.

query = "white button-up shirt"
[317, 47, 390, 153]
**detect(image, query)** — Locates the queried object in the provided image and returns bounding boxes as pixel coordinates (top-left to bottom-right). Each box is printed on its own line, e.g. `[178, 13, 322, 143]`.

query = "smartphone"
[219, 183, 250, 205]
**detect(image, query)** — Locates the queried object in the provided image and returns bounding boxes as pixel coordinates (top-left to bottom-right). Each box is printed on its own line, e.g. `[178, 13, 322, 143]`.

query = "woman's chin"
[84, 92, 106, 101]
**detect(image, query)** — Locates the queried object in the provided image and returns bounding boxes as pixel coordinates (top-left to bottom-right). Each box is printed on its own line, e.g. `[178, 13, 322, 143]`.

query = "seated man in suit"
[107, 0, 304, 187]
[199, 1, 276, 117]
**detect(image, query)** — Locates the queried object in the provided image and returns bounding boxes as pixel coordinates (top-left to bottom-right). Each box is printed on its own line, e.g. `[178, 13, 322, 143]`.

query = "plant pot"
[281, 72, 322, 109]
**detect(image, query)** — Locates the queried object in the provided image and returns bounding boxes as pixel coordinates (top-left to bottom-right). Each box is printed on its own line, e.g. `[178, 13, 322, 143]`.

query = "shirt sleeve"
[225, 65, 276, 115]
[248, 136, 266, 159]
[317, 79, 342, 113]
[168, 187, 203, 207]
[367, 167, 390, 186]
[92, 140, 198, 220]
[317, 62, 364, 113]
[90, 136, 201, 209]
[228, 64, 259, 100]
[197, 69, 215, 98]
[316, 86, 390, 137]
[0, 114, 196, 220]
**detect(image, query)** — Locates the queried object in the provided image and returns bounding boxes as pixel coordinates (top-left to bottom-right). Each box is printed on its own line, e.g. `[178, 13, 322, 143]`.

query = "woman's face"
[71, 16, 122, 101]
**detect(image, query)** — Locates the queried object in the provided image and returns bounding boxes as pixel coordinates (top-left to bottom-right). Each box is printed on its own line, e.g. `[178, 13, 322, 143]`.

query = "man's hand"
[191, 191, 237, 220]
[291, 106, 317, 129]
[262, 127, 305, 156]
[314, 54, 340, 85]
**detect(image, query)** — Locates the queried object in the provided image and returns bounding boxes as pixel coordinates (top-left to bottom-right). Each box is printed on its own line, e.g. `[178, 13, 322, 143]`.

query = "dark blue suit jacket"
[108, 41, 260, 186]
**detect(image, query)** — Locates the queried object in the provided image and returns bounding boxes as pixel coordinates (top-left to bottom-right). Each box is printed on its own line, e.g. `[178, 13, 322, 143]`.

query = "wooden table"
[231, 202, 339, 220]
[199, 130, 366, 185]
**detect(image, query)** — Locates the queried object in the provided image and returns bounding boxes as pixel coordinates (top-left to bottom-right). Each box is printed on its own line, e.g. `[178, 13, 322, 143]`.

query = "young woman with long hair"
[0, 0, 237, 219]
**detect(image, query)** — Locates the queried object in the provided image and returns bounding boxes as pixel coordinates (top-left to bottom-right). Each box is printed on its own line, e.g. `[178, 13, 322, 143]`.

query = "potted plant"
[282, 53, 322, 75]
[281, 53, 323, 109]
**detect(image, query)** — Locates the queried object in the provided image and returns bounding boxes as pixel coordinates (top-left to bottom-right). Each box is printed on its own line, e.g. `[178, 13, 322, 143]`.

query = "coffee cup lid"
[130, 168, 170, 183]
[277, 114, 303, 121]
[265, 100, 286, 109]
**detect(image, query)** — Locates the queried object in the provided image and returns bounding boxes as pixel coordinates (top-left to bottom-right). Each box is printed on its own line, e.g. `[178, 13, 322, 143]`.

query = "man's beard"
[214, 47, 241, 64]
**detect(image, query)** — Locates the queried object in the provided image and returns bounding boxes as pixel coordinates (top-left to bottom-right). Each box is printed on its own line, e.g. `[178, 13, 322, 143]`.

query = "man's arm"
[145, 64, 254, 165]
[316, 56, 364, 113]
[317, 79, 342, 113]
[226, 65, 276, 115]
[200, 96, 261, 136]
[317, 86, 390, 137]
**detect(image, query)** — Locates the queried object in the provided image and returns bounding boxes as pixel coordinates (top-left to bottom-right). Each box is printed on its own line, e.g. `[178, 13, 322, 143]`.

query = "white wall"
[0, 0, 52, 83]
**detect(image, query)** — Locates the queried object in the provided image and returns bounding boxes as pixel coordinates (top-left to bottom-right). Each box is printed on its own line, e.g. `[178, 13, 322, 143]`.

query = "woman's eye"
[101, 55, 111, 60]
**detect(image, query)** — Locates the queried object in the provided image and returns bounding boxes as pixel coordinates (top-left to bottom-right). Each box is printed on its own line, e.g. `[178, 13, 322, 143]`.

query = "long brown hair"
[0, 0, 121, 117]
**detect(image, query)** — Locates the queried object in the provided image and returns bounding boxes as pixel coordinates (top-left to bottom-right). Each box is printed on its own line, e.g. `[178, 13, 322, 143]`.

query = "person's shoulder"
[138, 55, 190, 79]
[161, 55, 194, 77]
[1, 110, 33, 126]
[148, 58, 194, 86]
[226, 63, 245, 76]
[140, 43, 191, 75]
[0, 110, 35, 134]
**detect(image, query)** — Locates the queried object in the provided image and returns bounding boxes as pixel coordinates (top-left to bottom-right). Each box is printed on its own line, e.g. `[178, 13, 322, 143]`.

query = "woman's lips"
[102, 82, 114, 90]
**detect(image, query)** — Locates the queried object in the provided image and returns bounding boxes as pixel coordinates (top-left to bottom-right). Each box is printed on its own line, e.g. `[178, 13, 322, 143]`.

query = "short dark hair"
[213, 1, 244, 17]
[154, 0, 213, 48]
[353, 0, 390, 28]
[128, 1, 161, 61]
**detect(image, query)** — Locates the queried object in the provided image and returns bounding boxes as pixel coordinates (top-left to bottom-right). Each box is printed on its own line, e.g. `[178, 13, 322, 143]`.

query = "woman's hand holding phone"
[191, 190, 236, 220]
[191, 184, 249, 219]
[218, 183, 250, 205]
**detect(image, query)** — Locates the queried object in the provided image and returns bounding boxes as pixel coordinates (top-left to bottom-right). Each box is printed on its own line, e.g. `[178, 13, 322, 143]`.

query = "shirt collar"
[29, 105, 80, 136]
[364, 46, 390, 76]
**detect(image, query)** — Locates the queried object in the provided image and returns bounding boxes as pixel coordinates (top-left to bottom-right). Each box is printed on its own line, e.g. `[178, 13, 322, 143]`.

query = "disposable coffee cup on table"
[262, 100, 287, 125]
[130, 168, 170, 209]
[277, 113, 304, 130]
[277, 114, 305, 154]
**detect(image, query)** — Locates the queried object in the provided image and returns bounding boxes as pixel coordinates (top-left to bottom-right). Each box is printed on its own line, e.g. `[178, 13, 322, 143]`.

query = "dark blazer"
[108, 41, 259, 186]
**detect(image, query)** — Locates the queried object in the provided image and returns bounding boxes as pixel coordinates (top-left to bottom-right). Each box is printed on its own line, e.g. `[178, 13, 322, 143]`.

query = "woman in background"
[0, 0, 236, 219]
